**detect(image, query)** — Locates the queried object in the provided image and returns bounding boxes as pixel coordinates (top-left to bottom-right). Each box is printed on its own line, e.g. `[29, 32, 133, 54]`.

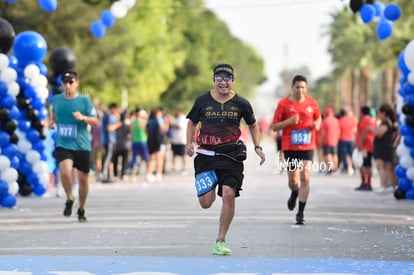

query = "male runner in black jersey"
[186, 63, 266, 255]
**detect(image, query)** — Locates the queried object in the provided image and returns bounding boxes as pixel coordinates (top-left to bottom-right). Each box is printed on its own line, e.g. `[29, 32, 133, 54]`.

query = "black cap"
[62, 70, 78, 80]
[213, 64, 234, 76]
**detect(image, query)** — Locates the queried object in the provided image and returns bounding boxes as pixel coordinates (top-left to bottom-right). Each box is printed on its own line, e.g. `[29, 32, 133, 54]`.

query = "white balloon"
[404, 40, 414, 72]
[408, 72, 414, 85]
[24, 64, 40, 79]
[7, 81, 20, 97]
[31, 74, 48, 88]
[37, 86, 49, 101]
[0, 155, 10, 171]
[8, 181, 19, 195]
[0, 53, 9, 71]
[111, 1, 128, 18]
[38, 171, 50, 185]
[396, 142, 410, 157]
[399, 114, 406, 125]
[396, 95, 404, 114]
[32, 160, 48, 174]
[406, 166, 414, 181]
[399, 155, 413, 169]
[121, 0, 136, 9]
[26, 150, 41, 164]
[0, 167, 18, 183]
[17, 139, 32, 153]
[0, 67, 17, 83]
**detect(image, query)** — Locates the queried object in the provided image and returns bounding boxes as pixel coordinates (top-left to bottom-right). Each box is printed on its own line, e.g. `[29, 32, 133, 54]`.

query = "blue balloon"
[37, 62, 48, 75]
[373, 2, 385, 17]
[90, 20, 106, 39]
[26, 172, 39, 186]
[360, 4, 376, 24]
[398, 87, 407, 97]
[404, 134, 414, 147]
[400, 124, 413, 136]
[398, 177, 413, 192]
[398, 51, 410, 76]
[8, 55, 18, 69]
[0, 94, 16, 110]
[18, 160, 32, 175]
[384, 3, 402, 21]
[31, 98, 44, 111]
[406, 189, 414, 200]
[24, 85, 37, 99]
[26, 129, 40, 143]
[38, 107, 48, 119]
[377, 18, 393, 41]
[406, 93, 414, 106]
[399, 75, 407, 86]
[2, 143, 18, 159]
[10, 156, 19, 169]
[0, 180, 9, 197]
[32, 183, 46, 196]
[0, 81, 8, 97]
[17, 119, 31, 132]
[8, 106, 19, 120]
[0, 130, 10, 147]
[101, 10, 116, 28]
[395, 165, 407, 178]
[12, 31, 48, 66]
[1, 193, 16, 208]
[38, 0, 57, 12]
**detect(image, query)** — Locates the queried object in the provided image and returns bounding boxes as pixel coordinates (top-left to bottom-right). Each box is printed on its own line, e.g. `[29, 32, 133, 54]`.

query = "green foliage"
[0, 0, 265, 111]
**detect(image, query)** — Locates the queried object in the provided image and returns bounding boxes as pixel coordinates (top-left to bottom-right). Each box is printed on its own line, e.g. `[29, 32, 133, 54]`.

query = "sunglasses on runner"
[62, 79, 75, 84]
[214, 76, 232, 83]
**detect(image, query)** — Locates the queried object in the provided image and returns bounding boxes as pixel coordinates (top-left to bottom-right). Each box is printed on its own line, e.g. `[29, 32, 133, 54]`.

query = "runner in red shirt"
[320, 107, 340, 174]
[338, 106, 358, 175]
[354, 106, 376, 191]
[271, 75, 321, 224]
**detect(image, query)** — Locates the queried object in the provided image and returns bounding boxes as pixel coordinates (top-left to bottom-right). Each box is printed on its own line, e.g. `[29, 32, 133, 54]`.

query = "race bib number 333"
[291, 129, 311, 145]
[195, 170, 217, 196]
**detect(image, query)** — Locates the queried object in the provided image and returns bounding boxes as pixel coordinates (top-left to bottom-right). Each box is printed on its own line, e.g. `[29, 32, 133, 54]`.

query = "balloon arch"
[0, 0, 136, 208]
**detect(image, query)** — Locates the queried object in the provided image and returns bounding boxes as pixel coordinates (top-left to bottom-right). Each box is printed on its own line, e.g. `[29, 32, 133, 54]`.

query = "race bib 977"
[291, 130, 311, 145]
[195, 170, 217, 196]
[57, 124, 78, 139]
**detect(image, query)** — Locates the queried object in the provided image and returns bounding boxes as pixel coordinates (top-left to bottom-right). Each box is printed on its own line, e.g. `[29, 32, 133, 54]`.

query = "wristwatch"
[254, 145, 263, 151]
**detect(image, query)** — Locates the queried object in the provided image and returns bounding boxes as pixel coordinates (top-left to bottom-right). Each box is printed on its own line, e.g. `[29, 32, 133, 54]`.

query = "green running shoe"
[212, 240, 232, 255]
[77, 207, 87, 222]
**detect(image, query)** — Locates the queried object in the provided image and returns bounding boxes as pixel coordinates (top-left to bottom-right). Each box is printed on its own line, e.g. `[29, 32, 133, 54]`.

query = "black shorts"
[323, 145, 337, 155]
[194, 154, 243, 197]
[283, 150, 314, 171]
[171, 144, 186, 156]
[363, 152, 373, 167]
[54, 147, 91, 173]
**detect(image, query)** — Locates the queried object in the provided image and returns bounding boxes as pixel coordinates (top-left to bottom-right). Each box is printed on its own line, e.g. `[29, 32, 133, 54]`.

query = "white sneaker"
[156, 173, 163, 182]
[385, 186, 395, 192]
[375, 186, 393, 193]
[146, 173, 156, 182]
[56, 182, 65, 198]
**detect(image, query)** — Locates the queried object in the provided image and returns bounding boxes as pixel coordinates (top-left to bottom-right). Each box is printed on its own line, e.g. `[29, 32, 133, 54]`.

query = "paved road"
[0, 145, 414, 274]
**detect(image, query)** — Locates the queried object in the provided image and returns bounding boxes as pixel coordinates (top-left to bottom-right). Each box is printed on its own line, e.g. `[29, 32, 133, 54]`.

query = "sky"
[205, 0, 347, 93]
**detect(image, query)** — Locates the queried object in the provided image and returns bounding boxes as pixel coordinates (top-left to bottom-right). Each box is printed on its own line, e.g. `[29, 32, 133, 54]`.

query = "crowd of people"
[308, 103, 399, 193]
[88, 103, 190, 184]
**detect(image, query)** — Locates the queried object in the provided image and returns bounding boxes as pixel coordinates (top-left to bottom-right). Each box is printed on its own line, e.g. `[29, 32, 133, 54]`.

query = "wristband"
[254, 145, 262, 151]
